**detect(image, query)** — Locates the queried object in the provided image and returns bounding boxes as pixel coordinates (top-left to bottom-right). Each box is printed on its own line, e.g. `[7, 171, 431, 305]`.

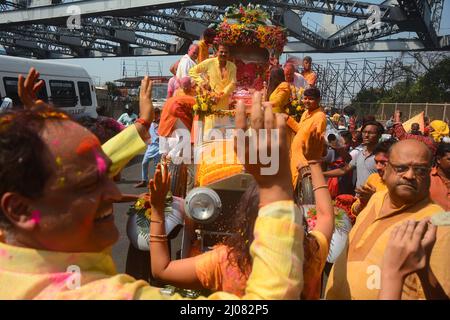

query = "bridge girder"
[0, 0, 447, 58]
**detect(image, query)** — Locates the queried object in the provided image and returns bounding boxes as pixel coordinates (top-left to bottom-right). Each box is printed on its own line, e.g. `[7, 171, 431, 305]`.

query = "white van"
[0, 55, 98, 118]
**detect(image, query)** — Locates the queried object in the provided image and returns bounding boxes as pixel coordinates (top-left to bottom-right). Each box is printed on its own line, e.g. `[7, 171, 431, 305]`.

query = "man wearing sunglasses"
[326, 139, 449, 300]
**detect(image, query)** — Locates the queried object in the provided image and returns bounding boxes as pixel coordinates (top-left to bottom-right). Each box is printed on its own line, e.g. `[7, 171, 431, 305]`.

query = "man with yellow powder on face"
[287, 87, 327, 187]
[0, 69, 304, 300]
[189, 44, 236, 110]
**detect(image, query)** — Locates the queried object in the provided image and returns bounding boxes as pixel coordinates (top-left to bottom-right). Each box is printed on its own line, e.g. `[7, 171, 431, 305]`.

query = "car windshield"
[152, 84, 168, 100]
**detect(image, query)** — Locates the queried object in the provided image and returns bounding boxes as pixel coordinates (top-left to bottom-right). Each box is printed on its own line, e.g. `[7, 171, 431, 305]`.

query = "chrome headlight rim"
[184, 187, 222, 224]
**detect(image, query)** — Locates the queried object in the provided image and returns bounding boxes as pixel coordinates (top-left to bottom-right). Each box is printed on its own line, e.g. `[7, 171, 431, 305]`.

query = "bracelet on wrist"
[149, 233, 168, 239]
[313, 184, 328, 192]
[136, 118, 151, 130]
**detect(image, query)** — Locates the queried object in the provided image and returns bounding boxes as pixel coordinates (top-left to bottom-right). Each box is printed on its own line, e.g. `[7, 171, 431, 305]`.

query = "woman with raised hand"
[148, 108, 335, 299]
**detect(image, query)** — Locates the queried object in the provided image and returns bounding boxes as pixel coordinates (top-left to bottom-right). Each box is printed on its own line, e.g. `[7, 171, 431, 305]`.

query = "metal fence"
[351, 102, 450, 122]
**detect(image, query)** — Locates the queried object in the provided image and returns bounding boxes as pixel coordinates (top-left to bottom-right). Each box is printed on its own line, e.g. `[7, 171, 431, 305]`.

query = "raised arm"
[148, 162, 204, 289]
[102, 76, 154, 177]
[210, 94, 303, 299]
[323, 164, 352, 178]
[136, 94, 304, 300]
[303, 128, 334, 244]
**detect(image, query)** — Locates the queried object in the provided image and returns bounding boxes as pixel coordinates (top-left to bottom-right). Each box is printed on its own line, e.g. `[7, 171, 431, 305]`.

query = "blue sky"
[58, 0, 450, 85]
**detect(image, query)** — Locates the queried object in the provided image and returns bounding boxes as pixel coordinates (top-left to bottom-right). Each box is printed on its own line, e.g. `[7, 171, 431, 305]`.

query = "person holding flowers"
[189, 44, 237, 110]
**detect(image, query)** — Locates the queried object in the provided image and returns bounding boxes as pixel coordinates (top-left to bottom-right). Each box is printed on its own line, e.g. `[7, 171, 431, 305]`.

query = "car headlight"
[184, 187, 222, 224]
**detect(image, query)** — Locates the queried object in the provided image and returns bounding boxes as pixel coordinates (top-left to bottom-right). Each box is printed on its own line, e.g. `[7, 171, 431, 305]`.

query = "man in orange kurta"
[287, 87, 326, 187]
[325, 140, 450, 300]
[301, 56, 317, 87]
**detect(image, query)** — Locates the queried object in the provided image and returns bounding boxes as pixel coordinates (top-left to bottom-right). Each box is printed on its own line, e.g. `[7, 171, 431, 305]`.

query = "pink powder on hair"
[31, 210, 41, 224]
[93, 149, 107, 176]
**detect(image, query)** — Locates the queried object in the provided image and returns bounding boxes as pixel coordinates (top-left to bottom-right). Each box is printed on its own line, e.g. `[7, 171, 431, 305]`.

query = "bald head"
[188, 44, 199, 60]
[388, 139, 433, 166]
[384, 139, 432, 206]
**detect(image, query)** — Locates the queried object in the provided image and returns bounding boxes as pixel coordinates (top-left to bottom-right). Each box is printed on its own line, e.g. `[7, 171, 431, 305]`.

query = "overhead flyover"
[0, 0, 448, 58]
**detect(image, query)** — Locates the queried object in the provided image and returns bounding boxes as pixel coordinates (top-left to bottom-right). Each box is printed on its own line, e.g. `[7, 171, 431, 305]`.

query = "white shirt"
[176, 54, 197, 79]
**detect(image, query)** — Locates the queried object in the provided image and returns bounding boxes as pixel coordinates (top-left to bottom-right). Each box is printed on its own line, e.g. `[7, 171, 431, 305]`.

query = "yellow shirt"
[0, 201, 304, 300]
[302, 70, 317, 87]
[325, 190, 449, 300]
[101, 124, 146, 177]
[197, 39, 210, 64]
[351, 173, 387, 217]
[287, 108, 327, 187]
[269, 82, 291, 113]
[189, 57, 237, 109]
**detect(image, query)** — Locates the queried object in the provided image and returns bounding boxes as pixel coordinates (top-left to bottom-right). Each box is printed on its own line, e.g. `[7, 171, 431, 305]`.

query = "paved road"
[111, 154, 182, 275]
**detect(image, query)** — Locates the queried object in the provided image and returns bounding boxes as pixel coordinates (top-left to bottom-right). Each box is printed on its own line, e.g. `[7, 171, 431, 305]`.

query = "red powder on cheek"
[76, 136, 101, 155]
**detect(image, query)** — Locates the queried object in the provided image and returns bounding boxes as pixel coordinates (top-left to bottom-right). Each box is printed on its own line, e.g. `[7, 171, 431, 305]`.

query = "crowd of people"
[0, 27, 449, 300]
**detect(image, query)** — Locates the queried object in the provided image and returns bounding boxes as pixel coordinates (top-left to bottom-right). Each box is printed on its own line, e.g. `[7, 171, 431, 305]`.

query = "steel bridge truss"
[0, 0, 448, 58]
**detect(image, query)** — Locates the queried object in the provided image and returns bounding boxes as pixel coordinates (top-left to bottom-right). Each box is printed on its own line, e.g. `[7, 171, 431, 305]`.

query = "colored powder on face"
[0, 249, 7, 257]
[52, 139, 60, 146]
[31, 210, 41, 224]
[76, 136, 101, 155]
[93, 149, 107, 177]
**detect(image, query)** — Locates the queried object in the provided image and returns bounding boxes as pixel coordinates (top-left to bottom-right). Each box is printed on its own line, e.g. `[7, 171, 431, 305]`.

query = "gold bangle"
[149, 238, 168, 243]
[149, 233, 168, 239]
[313, 184, 329, 192]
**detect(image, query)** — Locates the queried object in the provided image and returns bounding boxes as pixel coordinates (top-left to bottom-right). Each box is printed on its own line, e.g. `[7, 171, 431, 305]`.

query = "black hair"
[436, 142, 450, 158]
[223, 180, 259, 276]
[304, 87, 321, 99]
[0, 106, 70, 229]
[343, 105, 356, 116]
[303, 56, 312, 63]
[327, 134, 337, 143]
[373, 139, 396, 155]
[340, 130, 352, 142]
[361, 120, 384, 136]
[267, 67, 286, 99]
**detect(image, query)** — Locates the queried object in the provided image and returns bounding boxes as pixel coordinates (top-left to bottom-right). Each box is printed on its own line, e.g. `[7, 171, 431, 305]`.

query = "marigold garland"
[215, 4, 287, 54]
